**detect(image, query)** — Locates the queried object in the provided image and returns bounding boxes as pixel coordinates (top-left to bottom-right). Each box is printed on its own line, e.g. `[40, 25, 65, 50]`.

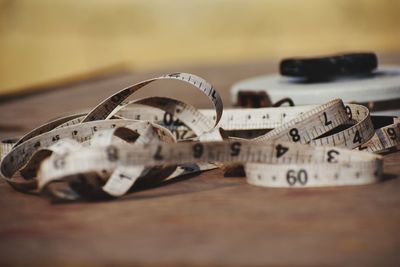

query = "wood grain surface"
[1, 60, 400, 267]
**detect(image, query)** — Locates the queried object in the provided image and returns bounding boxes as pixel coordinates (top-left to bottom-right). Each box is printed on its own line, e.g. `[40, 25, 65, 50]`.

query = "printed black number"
[193, 143, 204, 158]
[172, 129, 189, 140]
[153, 145, 164, 161]
[358, 145, 368, 151]
[106, 146, 119, 162]
[119, 173, 132, 180]
[353, 130, 362, 144]
[230, 142, 241, 156]
[345, 105, 352, 120]
[275, 144, 289, 158]
[297, 169, 308, 185]
[327, 149, 340, 163]
[163, 112, 183, 127]
[163, 112, 174, 126]
[168, 73, 180, 78]
[387, 128, 397, 140]
[323, 112, 332, 126]
[286, 169, 308, 186]
[289, 128, 301, 142]
[286, 170, 297, 185]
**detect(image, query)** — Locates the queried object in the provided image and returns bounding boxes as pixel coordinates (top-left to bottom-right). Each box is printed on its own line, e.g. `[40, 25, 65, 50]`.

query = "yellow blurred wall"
[0, 0, 399, 94]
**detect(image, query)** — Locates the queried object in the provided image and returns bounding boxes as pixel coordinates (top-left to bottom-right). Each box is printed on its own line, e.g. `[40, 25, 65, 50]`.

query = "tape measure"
[1, 72, 399, 202]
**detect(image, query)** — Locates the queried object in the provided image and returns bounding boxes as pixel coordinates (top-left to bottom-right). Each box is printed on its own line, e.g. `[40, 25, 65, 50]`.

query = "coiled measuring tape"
[1, 73, 399, 202]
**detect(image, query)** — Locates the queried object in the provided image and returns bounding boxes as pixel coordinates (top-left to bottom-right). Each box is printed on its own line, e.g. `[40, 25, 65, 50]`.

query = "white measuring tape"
[1, 72, 399, 202]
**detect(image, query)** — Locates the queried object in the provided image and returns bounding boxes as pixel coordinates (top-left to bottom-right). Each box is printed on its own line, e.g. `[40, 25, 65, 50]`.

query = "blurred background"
[0, 0, 399, 95]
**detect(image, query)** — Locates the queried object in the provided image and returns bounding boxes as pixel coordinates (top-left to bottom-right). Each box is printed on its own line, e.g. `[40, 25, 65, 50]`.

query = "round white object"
[231, 65, 400, 116]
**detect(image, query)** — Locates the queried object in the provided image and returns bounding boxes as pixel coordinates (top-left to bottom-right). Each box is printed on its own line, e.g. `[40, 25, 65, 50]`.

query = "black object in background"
[280, 52, 378, 80]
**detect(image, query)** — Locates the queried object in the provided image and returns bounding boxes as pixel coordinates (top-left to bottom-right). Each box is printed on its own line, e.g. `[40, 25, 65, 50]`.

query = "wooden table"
[1, 59, 400, 267]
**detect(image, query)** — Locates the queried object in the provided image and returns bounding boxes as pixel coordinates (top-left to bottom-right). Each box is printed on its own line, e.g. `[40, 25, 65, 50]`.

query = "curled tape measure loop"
[82, 72, 223, 126]
[0, 72, 399, 202]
